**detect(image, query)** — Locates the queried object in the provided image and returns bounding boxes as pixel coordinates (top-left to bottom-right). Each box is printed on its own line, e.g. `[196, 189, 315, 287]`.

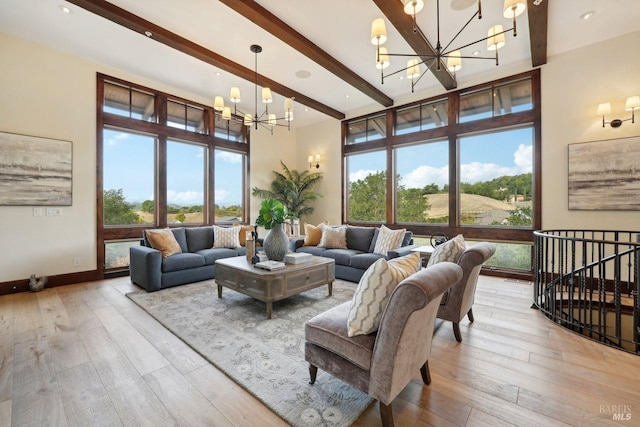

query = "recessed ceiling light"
[472, 50, 480, 56]
[59, 5, 72, 14]
[144, 30, 153, 37]
[304, 108, 309, 112]
[345, 94, 350, 98]
[580, 11, 595, 20]
[295, 70, 311, 79]
[216, 72, 221, 76]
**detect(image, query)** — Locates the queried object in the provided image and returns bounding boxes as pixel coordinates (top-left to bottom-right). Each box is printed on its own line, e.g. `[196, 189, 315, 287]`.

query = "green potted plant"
[255, 199, 292, 261]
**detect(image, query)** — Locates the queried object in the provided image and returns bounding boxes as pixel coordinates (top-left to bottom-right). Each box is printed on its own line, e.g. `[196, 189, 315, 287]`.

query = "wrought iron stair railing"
[533, 230, 640, 354]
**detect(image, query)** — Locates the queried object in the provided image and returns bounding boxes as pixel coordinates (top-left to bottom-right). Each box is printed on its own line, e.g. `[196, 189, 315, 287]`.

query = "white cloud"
[215, 189, 229, 202]
[167, 190, 203, 205]
[514, 144, 532, 172]
[461, 162, 518, 183]
[349, 169, 383, 182]
[402, 165, 449, 188]
[105, 132, 129, 146]
[216, 150, 242, 163]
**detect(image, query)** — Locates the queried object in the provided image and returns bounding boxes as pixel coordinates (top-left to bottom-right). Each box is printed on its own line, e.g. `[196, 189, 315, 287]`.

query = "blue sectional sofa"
[290, 225, 417, 282]
[129, 226, 250, 292]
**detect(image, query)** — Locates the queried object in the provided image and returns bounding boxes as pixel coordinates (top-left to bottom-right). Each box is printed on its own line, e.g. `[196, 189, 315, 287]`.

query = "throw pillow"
[303, 223, 324, 246]
[145, 228, 182, 258]
[318, 225, 347, 249]
[233, 223, 255, 247]
[212, 225, 241, 248]
[347, 252, 420, 337]
[373, 225, 406, 255]
[426, 234, 467, 267]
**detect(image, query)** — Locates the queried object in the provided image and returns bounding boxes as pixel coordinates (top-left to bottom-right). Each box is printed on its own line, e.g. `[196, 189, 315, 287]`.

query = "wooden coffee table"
[214, 256, 335, 319]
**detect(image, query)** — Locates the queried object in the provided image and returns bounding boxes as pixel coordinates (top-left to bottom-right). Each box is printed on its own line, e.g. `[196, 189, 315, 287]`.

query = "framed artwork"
[568, 135, 640, 210]
[0, 131, 72, 206]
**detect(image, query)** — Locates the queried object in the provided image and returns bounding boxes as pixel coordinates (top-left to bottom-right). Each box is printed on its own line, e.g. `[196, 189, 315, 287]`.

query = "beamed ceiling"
[1, 0, 639, 127]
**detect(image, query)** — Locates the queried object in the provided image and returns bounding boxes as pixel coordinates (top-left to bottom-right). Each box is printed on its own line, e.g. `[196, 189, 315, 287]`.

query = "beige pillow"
[373, 225, 406, 255]
[426, 234, 466, 267]
[233, 223, 255, 247]
[303, 223, 324, 246]
[213, 225, 241, 248]
[145, 228, 182, 258]
[347, 252, 421, 337]
[318, 225, 347, 249]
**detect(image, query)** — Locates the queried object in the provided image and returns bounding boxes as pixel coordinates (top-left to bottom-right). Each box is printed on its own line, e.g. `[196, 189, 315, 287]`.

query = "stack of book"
[255, 260, 286, 271]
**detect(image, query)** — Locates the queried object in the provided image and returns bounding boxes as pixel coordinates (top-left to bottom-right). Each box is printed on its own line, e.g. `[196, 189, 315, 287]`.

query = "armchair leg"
[308, 364, 317, 385]
[467, 308, 475, 323]
[420, 360, 431, 385]
[379, 401, 394, 427]
[453, 322, 462, 342]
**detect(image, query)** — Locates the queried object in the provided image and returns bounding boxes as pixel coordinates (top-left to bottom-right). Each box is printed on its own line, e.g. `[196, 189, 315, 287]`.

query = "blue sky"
[348, 127, 533, 189]
[103, 129, 243, 206]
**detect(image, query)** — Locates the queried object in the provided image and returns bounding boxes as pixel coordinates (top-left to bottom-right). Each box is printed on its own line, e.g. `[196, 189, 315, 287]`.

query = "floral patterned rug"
[127, 279, 372, 426]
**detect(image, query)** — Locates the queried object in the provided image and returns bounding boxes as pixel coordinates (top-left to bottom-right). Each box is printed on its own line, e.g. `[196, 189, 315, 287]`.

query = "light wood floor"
[1, 275, 639, 426]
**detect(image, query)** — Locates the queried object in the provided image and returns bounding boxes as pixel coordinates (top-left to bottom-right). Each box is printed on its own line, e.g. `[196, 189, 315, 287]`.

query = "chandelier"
[371, 0, 526, 92]
[213, 44, 294, 132]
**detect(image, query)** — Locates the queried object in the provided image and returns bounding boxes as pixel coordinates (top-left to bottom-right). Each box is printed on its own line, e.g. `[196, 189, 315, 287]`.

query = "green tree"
[348, 171, 386, 221]
[501, 205, 532, 226]
[174, 212, 186, 223]
[252, 161, 322, 219]
[103, 189, 141, 225]
[141, 199, 154, 213]
[397, 187, 429, 223]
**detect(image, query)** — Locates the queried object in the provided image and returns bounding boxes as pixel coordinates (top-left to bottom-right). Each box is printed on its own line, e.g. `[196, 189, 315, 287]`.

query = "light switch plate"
[46, 207, 62, 216]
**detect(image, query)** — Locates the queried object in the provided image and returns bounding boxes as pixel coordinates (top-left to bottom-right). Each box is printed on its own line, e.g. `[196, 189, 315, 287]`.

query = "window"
[341, 70, 540, 276]
[346, 114, 386, 144]
[395, 140, 449, 224]
[214, 149, 244, 222]
[167, 140, 206, 224]
[395, 99, 448, 135]
[459, 127, 533, 227]
[346, 151, 387, 222]
[103, 128, 155, 225]
[97, 74, 249, 275]
[103, 81, 156, 122]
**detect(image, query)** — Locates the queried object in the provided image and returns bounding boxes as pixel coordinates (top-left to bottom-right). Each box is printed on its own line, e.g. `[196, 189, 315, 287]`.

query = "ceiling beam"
[371, 0, 456, 91]
[219, 0, 393, 108]
[66, 0, 345, 120]
[527, 0, 548, 67]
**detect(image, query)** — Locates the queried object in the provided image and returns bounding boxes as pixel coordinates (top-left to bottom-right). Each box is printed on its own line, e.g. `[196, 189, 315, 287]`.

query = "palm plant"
[252, 161, 323, 219]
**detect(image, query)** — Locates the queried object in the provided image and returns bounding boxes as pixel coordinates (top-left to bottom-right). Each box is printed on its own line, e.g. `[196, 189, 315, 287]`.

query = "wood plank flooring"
[1, 275, 639, 426]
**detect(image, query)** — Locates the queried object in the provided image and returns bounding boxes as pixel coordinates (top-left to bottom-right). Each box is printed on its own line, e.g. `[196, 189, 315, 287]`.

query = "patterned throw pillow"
[426, 234, 466, 267]
[212, 225, 241, 248]
[347, 252, 421, 337]
[303, 223, 324, 246]
[318, 225, 347, 249]
[145, 228, 182, 258]
[373, 225, 406, 255]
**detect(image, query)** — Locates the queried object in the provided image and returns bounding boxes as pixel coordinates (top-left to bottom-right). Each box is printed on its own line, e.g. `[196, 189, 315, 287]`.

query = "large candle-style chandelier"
[372, 0, 526, 91]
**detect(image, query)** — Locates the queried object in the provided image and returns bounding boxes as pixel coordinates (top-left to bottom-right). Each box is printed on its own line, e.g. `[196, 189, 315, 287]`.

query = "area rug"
[126, 280, 372, 426]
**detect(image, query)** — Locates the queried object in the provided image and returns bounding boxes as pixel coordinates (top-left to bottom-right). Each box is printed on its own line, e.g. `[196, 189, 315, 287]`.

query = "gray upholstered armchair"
[304, 262, 463, 427]
[437, 242, 496, 342]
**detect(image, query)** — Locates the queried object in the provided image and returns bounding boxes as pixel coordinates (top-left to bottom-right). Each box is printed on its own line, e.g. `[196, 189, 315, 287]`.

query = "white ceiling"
[1, 0, 639, 128]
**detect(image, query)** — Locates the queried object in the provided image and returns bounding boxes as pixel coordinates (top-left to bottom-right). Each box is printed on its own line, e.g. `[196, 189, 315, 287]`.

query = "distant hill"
[425, 193, 515, 218]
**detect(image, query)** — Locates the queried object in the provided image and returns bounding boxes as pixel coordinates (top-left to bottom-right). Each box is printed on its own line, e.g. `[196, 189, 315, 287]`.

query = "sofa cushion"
[347, 252, 421, 337]
[318, 225, 347, 249]
[145, 228, 182, 258]
[303, 223, 324, 246]
[349, 252, 386, 271]
[402, 230, 413, 247]
[161, 253, 205, 273]
[321, 249, 362, 266]
[197, 248, 240, 265]
[346, 226, 376, 253]
[305, 301, 376, 370]
[373, 225, 406, 255]
[427, 234, 466, 267]
[297, 246, 328, 257]
[170, 228, 189, 253]
[213, 225, 241, 248]
[186, 226, 214, 252]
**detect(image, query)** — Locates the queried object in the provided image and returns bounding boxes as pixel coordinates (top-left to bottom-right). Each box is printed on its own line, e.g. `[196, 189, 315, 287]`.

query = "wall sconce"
[308, 154, 320, 169]
[597, 96, 639, 127]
